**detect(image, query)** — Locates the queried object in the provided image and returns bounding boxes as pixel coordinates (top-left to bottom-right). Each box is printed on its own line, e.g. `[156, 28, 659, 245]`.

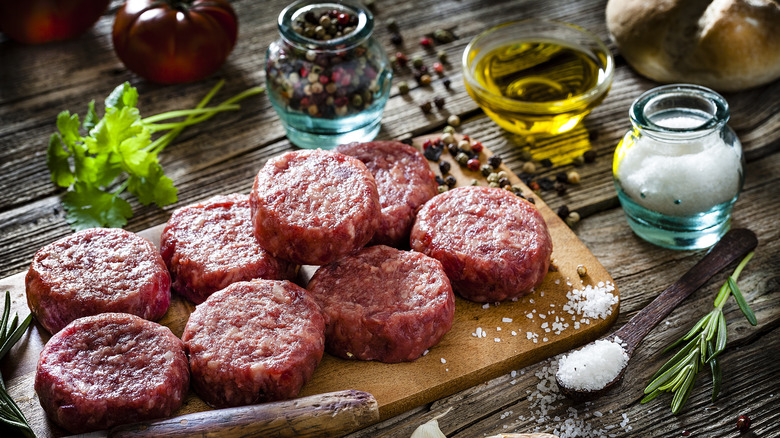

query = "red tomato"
[0, 0, 110, 44]
[112, 0, 238, 84]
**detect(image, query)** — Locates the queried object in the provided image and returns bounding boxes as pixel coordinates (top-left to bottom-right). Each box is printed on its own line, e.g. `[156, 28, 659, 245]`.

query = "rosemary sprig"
[0, 291, 35, 438]
[641, 252, 757, 414]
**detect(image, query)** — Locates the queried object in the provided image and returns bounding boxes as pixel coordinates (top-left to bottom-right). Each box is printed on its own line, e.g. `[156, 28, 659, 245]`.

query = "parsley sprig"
[0, 291, 34, 438]
[641, 252, 757, 414]
[47, 81, 263, 231]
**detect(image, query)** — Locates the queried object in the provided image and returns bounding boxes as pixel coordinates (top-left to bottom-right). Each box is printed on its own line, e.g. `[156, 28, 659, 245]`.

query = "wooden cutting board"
[0, 136, 619, 437]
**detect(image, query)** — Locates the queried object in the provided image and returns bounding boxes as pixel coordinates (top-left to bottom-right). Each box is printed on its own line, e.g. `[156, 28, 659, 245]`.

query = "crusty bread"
[606, 0, 780, 92]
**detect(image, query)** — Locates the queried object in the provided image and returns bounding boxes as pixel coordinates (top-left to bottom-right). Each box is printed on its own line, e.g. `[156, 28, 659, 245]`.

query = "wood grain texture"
[1, 0, 778, 436]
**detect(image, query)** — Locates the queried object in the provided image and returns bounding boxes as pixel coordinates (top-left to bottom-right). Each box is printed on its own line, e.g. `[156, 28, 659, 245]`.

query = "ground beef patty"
[182, 279, 325, 408]
[160, 194, 298, 304]
[35, 313, 189, 434]
[26, 228, 171, 334]
[307, 245, 455, 363]
[335, 141, 438, 247]
[250, 149, 381, 266]
[410, 186, 553, 303]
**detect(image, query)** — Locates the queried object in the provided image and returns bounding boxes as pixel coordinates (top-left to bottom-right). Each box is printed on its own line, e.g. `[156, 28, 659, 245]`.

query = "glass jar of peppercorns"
[266, 0, 393, 149]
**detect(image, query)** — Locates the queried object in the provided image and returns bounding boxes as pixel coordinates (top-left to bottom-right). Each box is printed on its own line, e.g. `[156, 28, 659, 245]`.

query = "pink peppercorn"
[319, 75, 329, 84]
[433, 62, 444, 74]
[338, 13, 350, 25]
[472, 142, 484, 153]
[420, 36, 433, 47]
[467, 158, 480, 171]
[422, 139, 434, 150]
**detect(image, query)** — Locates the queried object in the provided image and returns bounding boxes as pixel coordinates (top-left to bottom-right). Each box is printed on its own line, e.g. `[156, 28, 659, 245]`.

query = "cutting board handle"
[108, 389, 379, 438]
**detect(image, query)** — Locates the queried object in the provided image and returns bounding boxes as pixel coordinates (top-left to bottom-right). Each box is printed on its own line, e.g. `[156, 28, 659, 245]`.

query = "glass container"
[462, 19, 614, 137]
[613, 84, 744, 250]
[265, 0, 392, 149]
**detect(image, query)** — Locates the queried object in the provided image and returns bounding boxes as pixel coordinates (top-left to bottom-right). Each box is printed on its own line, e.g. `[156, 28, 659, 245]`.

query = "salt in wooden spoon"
[556, 228, 758, 399]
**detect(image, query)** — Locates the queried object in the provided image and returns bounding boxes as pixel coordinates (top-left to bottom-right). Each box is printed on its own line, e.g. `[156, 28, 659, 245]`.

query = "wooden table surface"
[1, 0, 778, 437]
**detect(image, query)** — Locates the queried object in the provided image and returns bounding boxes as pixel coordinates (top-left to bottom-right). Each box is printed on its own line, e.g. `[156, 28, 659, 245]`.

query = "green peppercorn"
[480, 164, 492, 176]
[386, 18, 399, 33]
[443, 125, 456, 134]
[521, 161, 536, 174]
[397, 81, 410, 94]
[437, 50, 448, 62]
[455, 152, 469, 165]
[447, 114, 460, 127]
[351, 94, 363, 107]
[412, 57, 424, 68]
[433, 29, 455, 43]
[487, 172, 500, 183]
[437, 185, 449, 193]
[471, 179, 479, 186]
[489, 182, 500, 188]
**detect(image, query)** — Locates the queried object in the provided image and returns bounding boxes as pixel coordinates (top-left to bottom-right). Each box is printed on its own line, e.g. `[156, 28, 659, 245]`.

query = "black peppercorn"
[435, 175, 446, 186]
[433, 96, 446, 109]
[557, 205, 570, 219]
[583, 150, 597, 163]
[487, 155, 502, 169]
[423, 145, 443, 161]
[419, 101, 433, 114]
[445, 175, 457, 187]
[439, 161, 451, 174]
[390, 33, 403, 45]
[442, 77, 451, 90]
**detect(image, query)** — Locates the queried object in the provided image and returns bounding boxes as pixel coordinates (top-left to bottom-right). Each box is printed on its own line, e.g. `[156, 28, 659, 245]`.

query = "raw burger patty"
[250, 149, 381, 265]
[35, 313, 189, 434]
[160, 194, 297, 304]
[307, 245, 455, 363]
[410, 186, 553, 302]
[182, 279, 325, 408]
[26, 228, 171, 334]
[335, 141, 438, 247]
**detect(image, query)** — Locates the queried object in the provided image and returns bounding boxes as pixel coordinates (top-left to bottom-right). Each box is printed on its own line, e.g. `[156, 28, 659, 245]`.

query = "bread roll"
[606, 0, 780, 92]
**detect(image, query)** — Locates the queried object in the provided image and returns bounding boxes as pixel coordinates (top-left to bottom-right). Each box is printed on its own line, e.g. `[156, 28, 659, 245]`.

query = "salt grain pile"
[556, 339, 629, 391]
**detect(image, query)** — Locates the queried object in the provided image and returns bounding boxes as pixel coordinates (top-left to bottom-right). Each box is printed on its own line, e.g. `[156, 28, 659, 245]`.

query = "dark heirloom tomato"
[0, 0, 110, 44]
[112, 0, 238, 84]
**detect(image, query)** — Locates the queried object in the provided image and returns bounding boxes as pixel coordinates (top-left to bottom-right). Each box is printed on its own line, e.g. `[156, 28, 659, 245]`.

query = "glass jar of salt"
[613, 84, 743, 250]
[265, 0, 393, 149]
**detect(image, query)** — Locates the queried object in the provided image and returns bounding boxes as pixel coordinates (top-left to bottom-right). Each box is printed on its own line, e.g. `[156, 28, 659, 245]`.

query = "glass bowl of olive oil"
[462, 19, 614, 137]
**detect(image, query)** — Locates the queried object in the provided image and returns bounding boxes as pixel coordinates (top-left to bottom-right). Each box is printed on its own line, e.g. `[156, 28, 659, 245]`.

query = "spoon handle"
[612, 228, 757, 356]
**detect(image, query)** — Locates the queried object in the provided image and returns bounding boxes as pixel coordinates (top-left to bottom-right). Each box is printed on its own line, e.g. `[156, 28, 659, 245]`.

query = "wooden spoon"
[556, 228, 758, 400]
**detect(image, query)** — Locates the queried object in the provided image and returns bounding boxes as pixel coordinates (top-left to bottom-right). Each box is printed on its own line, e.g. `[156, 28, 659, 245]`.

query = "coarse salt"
[556, 339, 629, 391]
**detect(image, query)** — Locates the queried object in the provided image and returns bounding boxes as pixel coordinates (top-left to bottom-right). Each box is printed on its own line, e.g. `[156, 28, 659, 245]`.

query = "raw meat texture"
[410, 186, 553, 302]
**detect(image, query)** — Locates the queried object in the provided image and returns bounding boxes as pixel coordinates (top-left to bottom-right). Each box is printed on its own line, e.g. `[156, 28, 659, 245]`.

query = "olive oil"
[465, 40, 610, 137]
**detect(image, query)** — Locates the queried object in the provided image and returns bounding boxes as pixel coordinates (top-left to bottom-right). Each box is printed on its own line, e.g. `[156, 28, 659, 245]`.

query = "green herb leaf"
[728, 277, 757, 326]
[48, 81, 262, 231]
[127, 162, 178, 207]
[707, 341, 721, 401]
[0, 291, 35, 437]
[62, 182, 133, 230]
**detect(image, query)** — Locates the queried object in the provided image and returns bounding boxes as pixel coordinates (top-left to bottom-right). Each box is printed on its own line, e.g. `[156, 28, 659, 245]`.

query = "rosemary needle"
[0, 291, 35, 438]
[641, 252, 757, 414]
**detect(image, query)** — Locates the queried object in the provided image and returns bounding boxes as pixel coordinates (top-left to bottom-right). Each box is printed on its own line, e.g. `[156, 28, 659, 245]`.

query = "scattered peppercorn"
[577, 265, 588, 277]
[419, 74, 432, 86]
[390, 33, 403, 45]
[471, 141, 483, 153]
[557, 205, 570, 219]
[566, 211, 581, 227]
[395, 52, 408, 67]
[447, 114, 461, 127]
[439, 161, 451, 174]
[467, 158, 480, 171]
[539, 158, 553, 168]
[437, 50, 448, 62]
[437, 185, 448, 193]
[498, 177, 510, 187]
[442, 125, 455, 135]
[433, 28, 455, 43]
[555, 182, 568, 196]
[419, 101, 433, 113]
[487, 155, 502, 169]
[480, 164, 492, 176]
[470, 179, 479, 186]
[583, 149, 597, 163]
[487, 173, 499, 183]
[488, 182, 500, 188]
[423, 144, 443, 161]
[446, 143, 458, 155]
[567, 170, 581, 184]
[445, 175, 457, 187]
[412, 57, 424, 69]
[442, 77, 452, 90]
[434, 96, 446, 109]
[433, 62, 444, 74]
[572, 154, 585, 166]
[736, 415, 751, 432]
[441, 132, 455, 145]
[386, 18, 399, 33]
[435, 175, 446, 186]
[400, 137, 413, 145]
[397, 81, 410, 94]
[455, 152, 469, 165]
[420, 36, 433, 47]
[521, 161, 537, 174]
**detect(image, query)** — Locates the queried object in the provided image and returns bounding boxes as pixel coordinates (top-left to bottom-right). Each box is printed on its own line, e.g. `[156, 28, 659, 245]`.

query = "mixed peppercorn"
[266, 8, 389, 119]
